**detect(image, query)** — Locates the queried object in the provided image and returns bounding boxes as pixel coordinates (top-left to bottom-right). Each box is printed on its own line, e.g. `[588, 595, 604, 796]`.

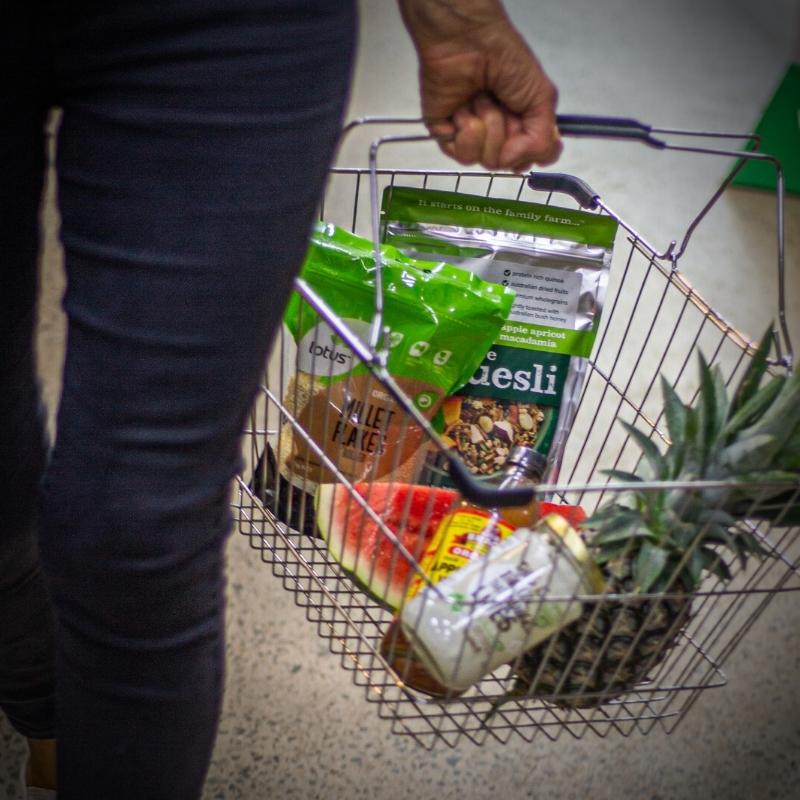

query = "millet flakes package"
[273, 221, 515, 502]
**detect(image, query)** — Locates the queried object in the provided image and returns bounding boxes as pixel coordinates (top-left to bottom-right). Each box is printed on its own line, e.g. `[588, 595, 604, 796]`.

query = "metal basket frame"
[233, 118, 798, 748]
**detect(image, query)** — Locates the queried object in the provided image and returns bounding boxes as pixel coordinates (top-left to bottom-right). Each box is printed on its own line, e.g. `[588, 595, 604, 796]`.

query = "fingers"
[437, 95, 562, 172]
[501, 117, 563, 173]
[437, 94, 514, 169]
[473, 94, 505, 169]
[426, 117, 456, 142]
[441, 106, 485, 165]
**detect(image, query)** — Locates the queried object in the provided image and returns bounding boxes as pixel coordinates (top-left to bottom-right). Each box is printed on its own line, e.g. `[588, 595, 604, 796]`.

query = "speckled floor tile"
[2, 1, 799, 799]
[201, 531, 800, 800]
[0, 719, 25, 800]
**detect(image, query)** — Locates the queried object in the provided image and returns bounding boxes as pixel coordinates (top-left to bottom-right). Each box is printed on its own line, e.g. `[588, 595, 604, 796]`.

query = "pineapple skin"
[515, 562, 692, 708]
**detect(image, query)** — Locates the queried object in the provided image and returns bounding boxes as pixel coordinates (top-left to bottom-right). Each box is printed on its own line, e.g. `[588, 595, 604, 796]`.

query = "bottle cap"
[540, 513, 606, 593]
[505, 446, 547, 479]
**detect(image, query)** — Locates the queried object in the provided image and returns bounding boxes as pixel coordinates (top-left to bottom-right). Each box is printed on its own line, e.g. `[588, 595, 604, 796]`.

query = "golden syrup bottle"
[405, 446, 546, 600]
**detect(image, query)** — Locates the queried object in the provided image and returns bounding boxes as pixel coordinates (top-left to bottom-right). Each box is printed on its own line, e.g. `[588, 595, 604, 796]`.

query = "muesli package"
[381, 185, 618, 481]
[274, 222, 515, 502]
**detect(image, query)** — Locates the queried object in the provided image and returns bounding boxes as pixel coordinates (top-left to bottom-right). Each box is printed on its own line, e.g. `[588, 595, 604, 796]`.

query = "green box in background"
[732, 63, 800, 195]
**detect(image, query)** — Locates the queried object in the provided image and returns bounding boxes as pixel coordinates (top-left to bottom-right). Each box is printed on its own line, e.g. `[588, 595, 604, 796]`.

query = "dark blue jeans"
[1, 2, 355, 796]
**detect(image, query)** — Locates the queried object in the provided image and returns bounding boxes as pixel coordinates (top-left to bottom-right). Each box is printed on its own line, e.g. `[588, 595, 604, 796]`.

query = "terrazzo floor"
[2, 1, 799, 798]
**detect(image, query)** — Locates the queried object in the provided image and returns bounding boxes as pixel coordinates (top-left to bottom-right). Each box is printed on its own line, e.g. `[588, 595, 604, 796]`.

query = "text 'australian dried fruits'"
[381, 186, 618, 481]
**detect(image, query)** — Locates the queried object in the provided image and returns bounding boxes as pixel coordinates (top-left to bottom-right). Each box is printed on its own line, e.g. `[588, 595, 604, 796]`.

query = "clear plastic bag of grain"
[381, 185, 618, 482]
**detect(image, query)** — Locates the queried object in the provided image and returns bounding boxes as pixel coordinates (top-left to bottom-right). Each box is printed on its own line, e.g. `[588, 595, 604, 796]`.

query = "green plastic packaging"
[277, 222, 515, 492]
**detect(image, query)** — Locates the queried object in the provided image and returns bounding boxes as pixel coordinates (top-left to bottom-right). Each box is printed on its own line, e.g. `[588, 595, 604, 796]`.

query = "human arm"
[398, 0, 561, 171]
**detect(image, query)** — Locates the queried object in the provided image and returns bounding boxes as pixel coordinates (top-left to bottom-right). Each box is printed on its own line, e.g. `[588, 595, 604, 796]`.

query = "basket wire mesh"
[233, 120, 798, 748]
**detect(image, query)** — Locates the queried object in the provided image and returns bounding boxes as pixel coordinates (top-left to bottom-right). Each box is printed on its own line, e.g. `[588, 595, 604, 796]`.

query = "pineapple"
[511, 328, 800, 709]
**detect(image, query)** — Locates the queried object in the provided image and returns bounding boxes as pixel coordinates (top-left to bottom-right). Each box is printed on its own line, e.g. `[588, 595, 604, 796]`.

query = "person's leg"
[0, 2, 58, 774]
[39, 2, 355, 797]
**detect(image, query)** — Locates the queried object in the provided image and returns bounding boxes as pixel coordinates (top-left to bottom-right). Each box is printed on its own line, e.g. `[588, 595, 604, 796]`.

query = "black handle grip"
[556, 114, 666, 149]
[446, 455, 536, 508]
[527, 172, 599, 210]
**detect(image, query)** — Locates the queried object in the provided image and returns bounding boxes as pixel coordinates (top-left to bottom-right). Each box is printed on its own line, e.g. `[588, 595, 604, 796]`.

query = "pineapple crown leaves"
[583, 325, 799, 595]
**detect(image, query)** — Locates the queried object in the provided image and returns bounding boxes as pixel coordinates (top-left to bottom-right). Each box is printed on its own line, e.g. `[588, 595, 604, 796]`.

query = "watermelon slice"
[315, 481, 588, 610]
[315, 482, 456, 610]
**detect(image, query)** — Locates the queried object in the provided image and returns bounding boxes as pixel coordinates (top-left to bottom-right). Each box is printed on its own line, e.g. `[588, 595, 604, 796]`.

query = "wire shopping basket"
[234, 117, 798, 748]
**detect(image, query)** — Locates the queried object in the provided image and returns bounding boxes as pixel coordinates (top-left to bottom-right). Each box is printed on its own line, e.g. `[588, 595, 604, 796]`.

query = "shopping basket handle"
[556, 114, 667, 148]
[527, 173, 599, 210]
[527, 114, 674, 209]
[446, 454, 536, 508]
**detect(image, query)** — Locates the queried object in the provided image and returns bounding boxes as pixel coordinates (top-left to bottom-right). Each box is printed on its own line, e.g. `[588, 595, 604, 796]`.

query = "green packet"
[381, 185, 618, 481]
[276, 221, 515, 493]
